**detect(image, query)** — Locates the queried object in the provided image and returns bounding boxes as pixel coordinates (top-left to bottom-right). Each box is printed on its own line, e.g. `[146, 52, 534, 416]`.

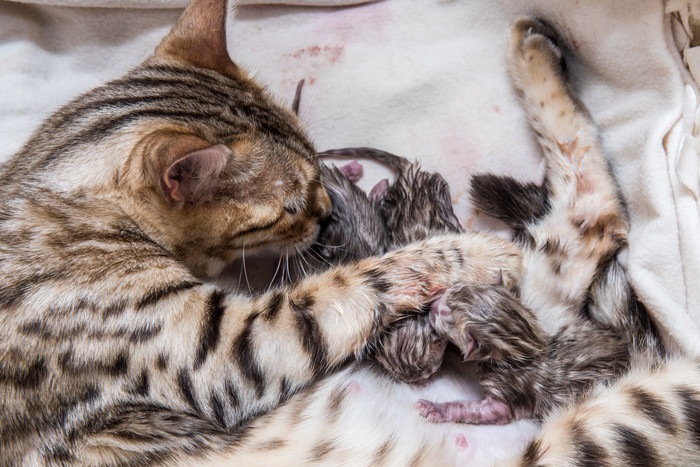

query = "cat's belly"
[189, 354, 539, 466]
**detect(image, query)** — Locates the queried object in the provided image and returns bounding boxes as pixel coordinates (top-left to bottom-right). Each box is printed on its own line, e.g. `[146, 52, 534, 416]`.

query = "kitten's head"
[20, 0, 331, 277]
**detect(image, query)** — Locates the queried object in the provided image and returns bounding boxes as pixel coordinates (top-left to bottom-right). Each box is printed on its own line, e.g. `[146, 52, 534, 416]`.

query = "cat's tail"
[585, 255, 665, 357]
[513, 357, 700, 467]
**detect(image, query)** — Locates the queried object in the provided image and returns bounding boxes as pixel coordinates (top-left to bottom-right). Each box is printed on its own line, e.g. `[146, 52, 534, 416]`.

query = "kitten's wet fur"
[314, 148, 462, 383]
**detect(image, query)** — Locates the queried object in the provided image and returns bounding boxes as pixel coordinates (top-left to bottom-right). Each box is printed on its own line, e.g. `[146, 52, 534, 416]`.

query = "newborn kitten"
[314, 148, 463, 383]
[312, 160, 387, 266]
[423, 284, 630, 424]
[319, 147, 462, 248]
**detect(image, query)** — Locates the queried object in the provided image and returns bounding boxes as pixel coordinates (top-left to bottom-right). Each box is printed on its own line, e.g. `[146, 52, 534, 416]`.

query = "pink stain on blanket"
[287, 44, 345, 63]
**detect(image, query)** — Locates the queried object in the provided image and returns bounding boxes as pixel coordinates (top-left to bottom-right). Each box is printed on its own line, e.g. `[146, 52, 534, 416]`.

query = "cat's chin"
[215, 226, 323, 291]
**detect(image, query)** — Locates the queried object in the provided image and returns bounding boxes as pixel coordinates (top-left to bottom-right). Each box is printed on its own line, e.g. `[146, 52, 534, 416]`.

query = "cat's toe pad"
[510, 18, 567, 78]
[416, 399, 451, 423]
[511, 18, 564, 52]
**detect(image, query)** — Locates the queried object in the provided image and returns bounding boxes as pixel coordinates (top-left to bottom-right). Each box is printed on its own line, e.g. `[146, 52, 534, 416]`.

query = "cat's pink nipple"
[347, 380, 361, 395]
[455, 433, 469, 448]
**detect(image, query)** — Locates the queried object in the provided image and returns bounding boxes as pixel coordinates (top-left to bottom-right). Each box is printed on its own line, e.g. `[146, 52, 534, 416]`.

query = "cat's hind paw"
[509, 18, 566, 77]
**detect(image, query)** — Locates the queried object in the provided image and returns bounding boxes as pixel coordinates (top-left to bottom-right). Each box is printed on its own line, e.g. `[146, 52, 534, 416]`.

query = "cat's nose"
[311, 183, 332, 220]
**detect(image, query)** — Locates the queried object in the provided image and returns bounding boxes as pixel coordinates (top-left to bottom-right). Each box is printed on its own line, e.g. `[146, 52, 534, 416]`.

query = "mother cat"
[0, 0, 520, 464]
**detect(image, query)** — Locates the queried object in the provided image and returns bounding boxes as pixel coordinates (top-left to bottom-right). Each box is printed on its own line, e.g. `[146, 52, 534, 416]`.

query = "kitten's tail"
[318, 147, 411, 173]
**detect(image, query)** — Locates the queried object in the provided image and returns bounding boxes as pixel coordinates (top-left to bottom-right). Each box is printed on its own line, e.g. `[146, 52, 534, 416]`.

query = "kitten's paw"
[416, 399, 452, 423]
[338, 160, 363, 183]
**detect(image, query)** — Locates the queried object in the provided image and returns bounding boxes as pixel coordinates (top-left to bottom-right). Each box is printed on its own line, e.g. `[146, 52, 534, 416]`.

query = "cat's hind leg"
[472, 19, 619, 245]
[504, 18, 629, 332]
[508, 17, 628, 260]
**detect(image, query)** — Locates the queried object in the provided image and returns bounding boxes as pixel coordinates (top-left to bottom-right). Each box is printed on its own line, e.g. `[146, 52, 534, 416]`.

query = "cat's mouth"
[220, 225, 323, 292]
[262, 223, 321, 256]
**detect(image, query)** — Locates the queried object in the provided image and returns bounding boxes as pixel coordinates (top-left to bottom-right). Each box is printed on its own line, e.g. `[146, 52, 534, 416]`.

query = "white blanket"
[1, 0, 699, 458]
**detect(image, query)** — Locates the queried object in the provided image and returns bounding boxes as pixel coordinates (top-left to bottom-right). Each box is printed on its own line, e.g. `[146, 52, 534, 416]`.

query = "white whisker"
[306, 247, 332, 268]
[285, 251, 293, 285]
[298, 247, 321, 276]
[267, 256, 283, 292]
[242, 246, 252, 293]
[294, 247, 308, 278]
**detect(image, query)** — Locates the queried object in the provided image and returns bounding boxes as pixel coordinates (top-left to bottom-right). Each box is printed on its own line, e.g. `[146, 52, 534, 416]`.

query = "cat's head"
[24, 0, 331, 277]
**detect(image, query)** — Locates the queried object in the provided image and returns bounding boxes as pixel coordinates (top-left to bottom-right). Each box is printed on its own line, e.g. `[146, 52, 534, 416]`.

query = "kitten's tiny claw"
[416, 399, 450, 424]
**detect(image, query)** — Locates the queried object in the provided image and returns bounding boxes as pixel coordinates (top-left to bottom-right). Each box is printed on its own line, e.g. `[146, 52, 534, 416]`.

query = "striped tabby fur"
[0, 1, 522, 465]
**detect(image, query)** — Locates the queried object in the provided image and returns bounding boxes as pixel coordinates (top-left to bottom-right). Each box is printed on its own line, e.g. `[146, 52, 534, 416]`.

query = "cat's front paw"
[450, 233, 523, 291]
[375, 233, 522, 315]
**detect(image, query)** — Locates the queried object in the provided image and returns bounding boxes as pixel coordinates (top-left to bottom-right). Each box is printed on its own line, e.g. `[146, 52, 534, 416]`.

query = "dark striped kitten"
[0, 1, 522, 465]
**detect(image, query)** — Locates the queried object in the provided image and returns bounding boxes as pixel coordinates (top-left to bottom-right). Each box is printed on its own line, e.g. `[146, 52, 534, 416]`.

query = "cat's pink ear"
[163, 144, 231, 203]
[152, 0, 238, 76]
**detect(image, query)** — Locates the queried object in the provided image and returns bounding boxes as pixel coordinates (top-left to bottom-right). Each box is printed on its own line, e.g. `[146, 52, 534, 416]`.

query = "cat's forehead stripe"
[33, 64, 315, 168]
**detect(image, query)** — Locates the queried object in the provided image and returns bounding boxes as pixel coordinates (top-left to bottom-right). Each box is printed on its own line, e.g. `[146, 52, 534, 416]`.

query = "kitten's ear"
[151, 0, 238, 77]
[162, 141, 231, 203]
